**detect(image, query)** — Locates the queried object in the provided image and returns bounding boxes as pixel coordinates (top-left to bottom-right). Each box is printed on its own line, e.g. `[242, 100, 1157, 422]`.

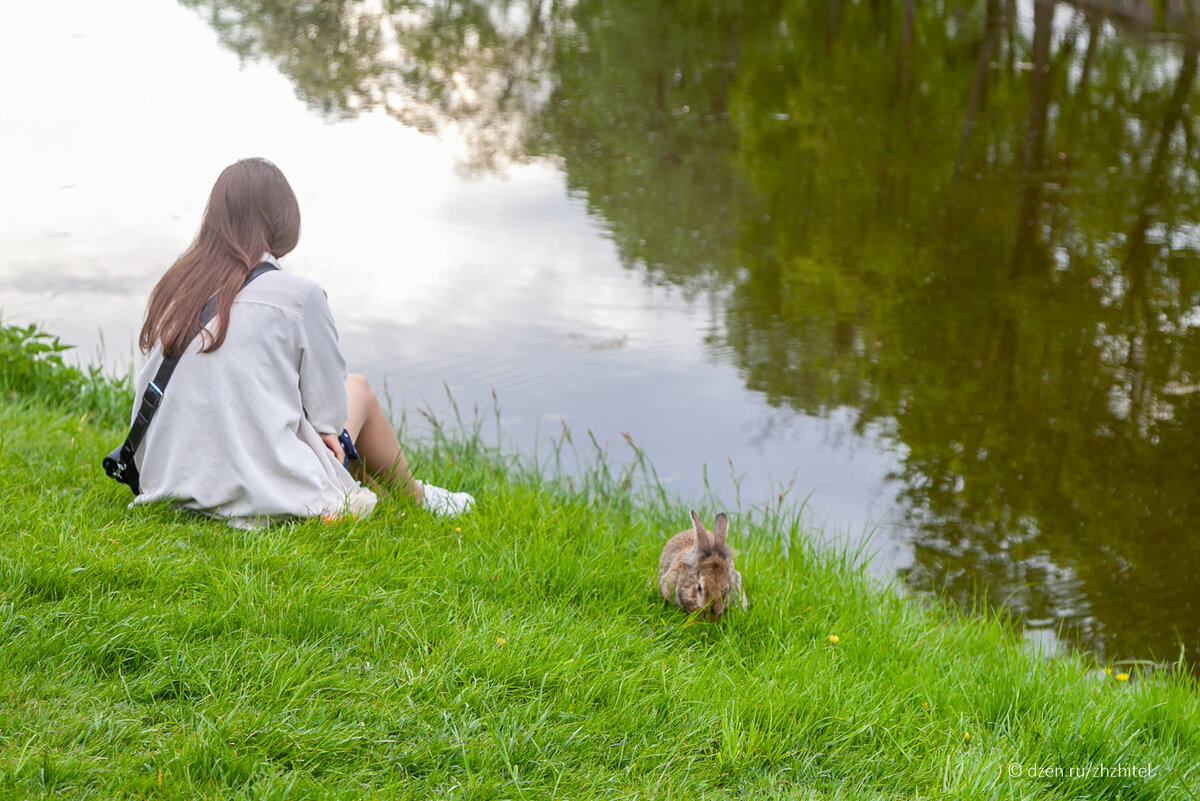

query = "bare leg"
[343, 374, 424, 504]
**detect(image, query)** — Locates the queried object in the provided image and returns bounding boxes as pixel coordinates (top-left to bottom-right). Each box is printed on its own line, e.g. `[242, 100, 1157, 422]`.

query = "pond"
[4, 0, 1199, 672]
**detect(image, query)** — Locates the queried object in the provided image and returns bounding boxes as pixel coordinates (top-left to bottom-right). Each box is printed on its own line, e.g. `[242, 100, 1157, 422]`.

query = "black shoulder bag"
[103, 261, 279, 494]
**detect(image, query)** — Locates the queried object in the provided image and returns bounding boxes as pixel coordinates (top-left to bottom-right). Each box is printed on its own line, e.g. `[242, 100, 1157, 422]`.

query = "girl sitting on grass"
[127, 157, 472, 527]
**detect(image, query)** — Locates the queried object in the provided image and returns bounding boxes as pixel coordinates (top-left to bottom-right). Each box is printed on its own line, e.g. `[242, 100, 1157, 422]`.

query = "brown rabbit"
[657, 511, 746, 620]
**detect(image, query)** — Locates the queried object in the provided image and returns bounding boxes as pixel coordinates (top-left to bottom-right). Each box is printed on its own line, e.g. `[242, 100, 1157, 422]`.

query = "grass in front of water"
[1, 323, 1199, 799]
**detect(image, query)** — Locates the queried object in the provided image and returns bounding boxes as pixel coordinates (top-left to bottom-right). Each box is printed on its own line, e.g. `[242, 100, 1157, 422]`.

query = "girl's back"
[132, 265, 376, 526]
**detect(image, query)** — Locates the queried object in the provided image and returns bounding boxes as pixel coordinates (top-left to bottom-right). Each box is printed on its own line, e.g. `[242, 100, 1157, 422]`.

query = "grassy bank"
[2, 325, 1198, 799]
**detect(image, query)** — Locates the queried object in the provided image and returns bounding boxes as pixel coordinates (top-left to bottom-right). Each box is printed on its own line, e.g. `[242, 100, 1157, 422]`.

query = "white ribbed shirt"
[130, 258, 377, 527]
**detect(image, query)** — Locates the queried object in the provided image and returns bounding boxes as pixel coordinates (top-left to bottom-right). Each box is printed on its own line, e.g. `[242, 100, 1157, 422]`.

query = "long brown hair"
[140, 158, 301, 357]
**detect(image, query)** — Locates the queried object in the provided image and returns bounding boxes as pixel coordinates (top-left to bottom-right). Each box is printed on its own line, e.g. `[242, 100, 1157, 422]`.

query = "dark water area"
[7, 0, 1200, 672]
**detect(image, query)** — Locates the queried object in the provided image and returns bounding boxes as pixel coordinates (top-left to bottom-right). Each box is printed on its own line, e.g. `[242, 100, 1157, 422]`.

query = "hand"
[320, 431, 345, 464]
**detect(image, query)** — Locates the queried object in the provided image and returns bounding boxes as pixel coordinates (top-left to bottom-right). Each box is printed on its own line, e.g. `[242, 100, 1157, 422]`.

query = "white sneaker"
[420, 482, 475, 517]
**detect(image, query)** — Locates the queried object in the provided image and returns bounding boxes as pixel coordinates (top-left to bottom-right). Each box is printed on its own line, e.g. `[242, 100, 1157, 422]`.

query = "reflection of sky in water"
[0, 0, 905, 560]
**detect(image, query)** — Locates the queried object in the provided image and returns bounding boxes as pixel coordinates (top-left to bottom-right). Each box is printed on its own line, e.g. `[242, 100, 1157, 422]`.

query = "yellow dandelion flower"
[964, 732, 971, 742]
[1116, 672, 1129, 682]
[496, 637, 507, 646]
[828, 635, 839, 644]
[1104, 668, 1112, 675]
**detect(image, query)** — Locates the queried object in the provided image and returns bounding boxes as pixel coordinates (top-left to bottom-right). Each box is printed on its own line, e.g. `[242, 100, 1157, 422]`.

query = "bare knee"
[344, 374, 383, 436]
[346, 373, 377, 406]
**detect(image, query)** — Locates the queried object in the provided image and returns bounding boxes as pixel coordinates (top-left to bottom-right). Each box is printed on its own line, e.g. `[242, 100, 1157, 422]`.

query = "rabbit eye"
[696, 582, 704, 595]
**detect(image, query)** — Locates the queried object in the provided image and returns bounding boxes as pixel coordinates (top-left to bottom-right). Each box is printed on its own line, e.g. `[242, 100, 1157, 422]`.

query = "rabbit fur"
[657, 510, 746, 620]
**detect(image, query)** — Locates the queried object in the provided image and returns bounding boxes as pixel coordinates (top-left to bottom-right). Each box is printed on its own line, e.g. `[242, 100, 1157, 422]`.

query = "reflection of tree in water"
[183, 0, 1200, 667]
[727, 1, 1200, 666]
[181, 0, 745, 279]
[182, 0, 558, 172]
[183, 0, 390, 117]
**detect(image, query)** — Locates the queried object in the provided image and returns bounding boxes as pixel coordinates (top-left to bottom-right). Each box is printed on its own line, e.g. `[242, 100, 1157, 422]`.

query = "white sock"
[420, 482, 475, 517]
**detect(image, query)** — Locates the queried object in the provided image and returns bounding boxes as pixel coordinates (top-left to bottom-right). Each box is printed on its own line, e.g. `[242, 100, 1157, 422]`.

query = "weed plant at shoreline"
[2, 323, 1198, 799]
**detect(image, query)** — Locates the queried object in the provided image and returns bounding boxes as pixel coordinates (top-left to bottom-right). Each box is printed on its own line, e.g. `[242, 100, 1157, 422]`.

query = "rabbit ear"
[713, 512, 728, 548]
[690, 510, 711, 552]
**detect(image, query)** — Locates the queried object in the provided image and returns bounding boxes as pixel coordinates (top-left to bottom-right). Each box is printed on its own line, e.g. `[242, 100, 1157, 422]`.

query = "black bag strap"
[110, 261, 280, 475]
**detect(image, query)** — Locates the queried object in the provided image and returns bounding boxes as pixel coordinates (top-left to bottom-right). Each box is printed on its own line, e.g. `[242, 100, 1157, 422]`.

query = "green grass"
[2, 323, 1198, 799]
